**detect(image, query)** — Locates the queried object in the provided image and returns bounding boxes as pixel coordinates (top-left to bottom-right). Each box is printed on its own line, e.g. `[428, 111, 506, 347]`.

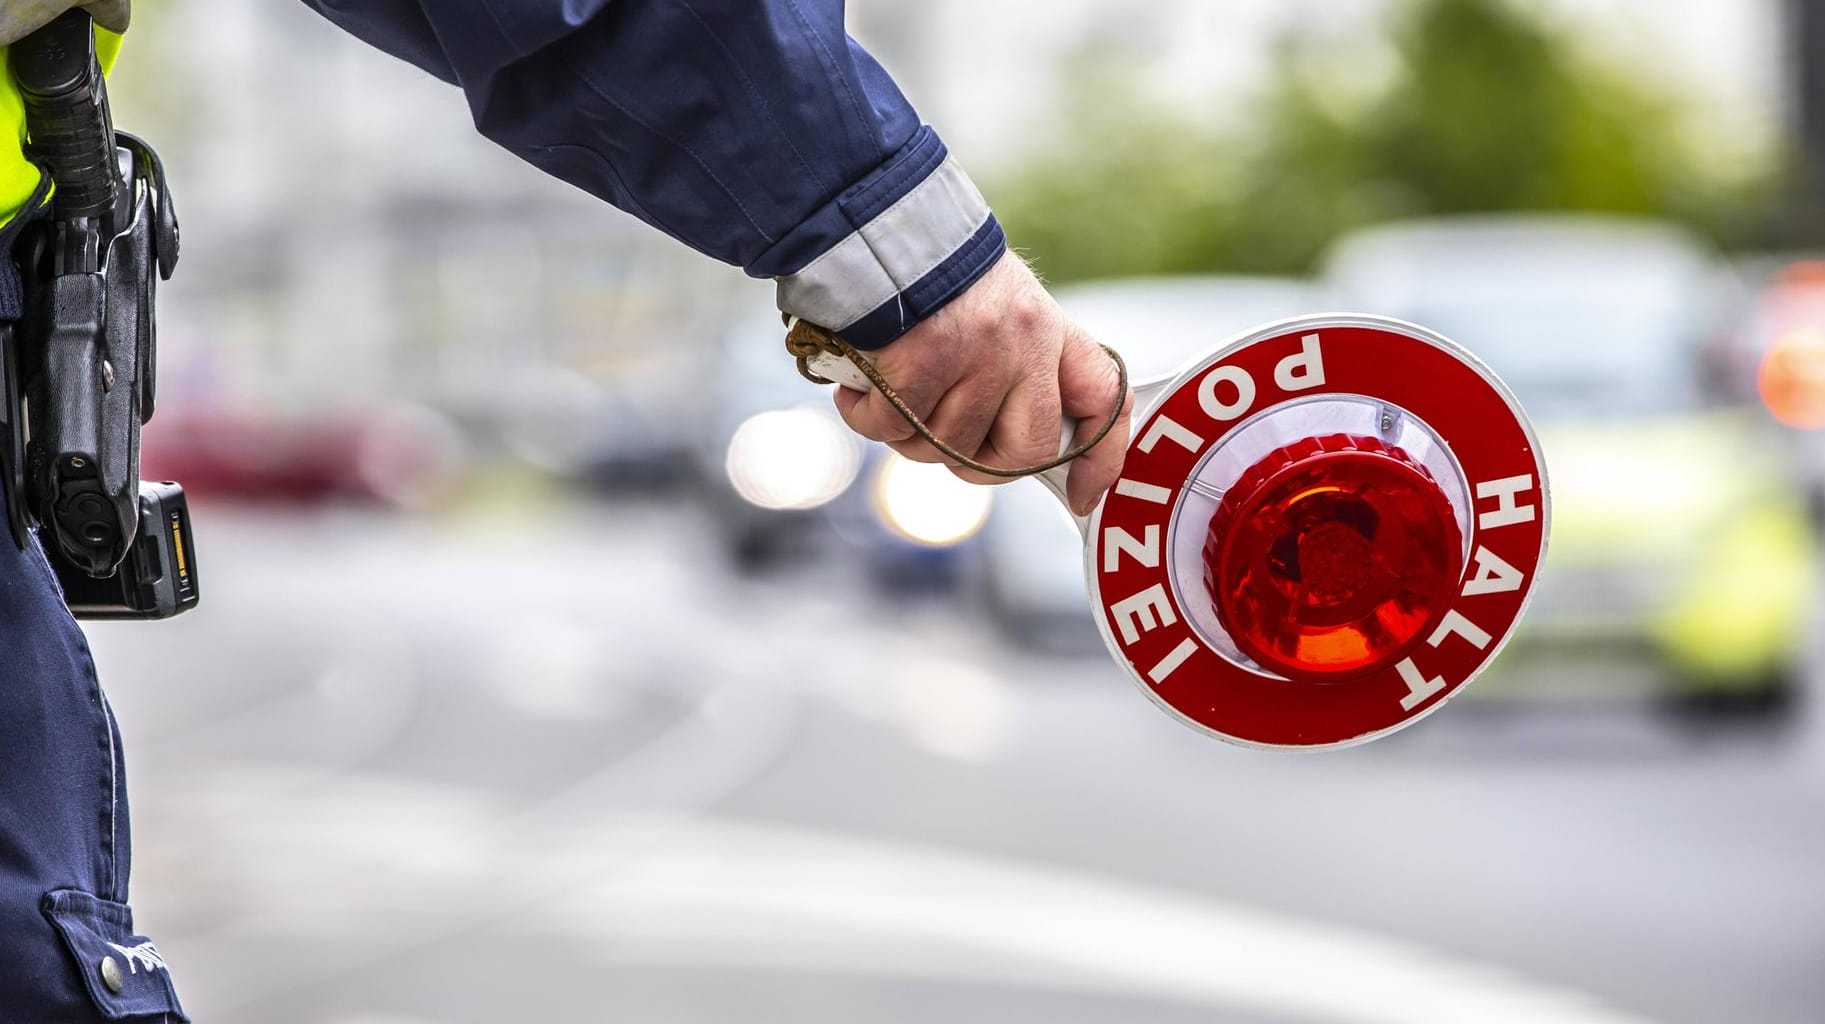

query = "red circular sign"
[1087, 315, 1549, 749]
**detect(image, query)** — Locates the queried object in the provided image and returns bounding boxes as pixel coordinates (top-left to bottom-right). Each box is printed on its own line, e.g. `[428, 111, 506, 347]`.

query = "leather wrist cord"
[784, 316, 1127, 479]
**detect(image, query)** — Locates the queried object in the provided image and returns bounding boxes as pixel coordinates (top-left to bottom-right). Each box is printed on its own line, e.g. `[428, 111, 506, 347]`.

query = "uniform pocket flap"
[42, 889, 189, 1021]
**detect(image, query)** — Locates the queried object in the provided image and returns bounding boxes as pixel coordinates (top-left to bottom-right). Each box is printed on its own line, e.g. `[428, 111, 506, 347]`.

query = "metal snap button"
[99, 954, 124, 994]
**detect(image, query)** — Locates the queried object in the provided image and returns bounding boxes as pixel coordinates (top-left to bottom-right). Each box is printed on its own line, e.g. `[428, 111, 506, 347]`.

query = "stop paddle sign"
[808, 314, 1549, 749]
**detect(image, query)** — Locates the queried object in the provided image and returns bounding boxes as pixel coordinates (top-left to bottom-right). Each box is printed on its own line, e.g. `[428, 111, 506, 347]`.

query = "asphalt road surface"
[88, 500, 1825, 1024]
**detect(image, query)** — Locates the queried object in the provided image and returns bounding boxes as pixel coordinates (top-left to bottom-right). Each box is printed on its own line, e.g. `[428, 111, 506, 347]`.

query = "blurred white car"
[1324, 216, 1813, 712]
[694, 317, 992, 577]
[978, 276, 1319, 649]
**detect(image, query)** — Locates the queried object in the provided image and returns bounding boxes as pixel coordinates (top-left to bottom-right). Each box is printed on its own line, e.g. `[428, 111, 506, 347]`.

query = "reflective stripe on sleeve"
[775, 156, 993, 334]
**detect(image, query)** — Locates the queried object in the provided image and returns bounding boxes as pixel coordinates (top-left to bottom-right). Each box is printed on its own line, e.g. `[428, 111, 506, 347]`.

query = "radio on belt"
[807, 314, 1549, 749]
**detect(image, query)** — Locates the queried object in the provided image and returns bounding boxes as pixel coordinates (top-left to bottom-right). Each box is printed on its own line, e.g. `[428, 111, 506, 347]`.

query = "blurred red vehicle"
[140, 403, 467, 508]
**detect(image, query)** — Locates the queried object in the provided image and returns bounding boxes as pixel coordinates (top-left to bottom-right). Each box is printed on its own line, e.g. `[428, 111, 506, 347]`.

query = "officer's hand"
[833, 251, 1133, 516]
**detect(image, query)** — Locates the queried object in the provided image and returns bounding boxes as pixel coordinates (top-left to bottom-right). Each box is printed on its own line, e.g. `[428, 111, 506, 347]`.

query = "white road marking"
[889, 658, 1014, 762]
[480, 615, 622, 720]
[553, 819, 1649, 1024]
[155, 664, 802, 1015]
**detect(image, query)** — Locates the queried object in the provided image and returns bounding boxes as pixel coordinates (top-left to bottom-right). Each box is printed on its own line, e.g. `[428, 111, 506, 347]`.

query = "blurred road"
[90, 501, 1825, 1024]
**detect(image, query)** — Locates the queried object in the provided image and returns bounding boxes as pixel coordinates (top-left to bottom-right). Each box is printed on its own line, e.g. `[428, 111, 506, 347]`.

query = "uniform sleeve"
[298, 0, 1007, 348]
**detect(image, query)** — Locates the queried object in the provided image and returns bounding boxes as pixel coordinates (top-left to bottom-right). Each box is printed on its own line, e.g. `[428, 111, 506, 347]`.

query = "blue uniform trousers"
[0, 513, 186, 1022]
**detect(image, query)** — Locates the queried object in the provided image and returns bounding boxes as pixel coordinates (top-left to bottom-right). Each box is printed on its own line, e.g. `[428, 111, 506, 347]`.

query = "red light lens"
[1203, 434, 1463, 682]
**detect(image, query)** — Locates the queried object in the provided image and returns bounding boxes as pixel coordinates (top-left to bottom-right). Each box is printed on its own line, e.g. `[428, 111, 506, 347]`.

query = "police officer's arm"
[300, 0, 1130, 511]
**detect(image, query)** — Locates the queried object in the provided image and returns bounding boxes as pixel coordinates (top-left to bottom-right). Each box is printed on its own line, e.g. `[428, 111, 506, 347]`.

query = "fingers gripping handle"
[802, 345, 1086, 515]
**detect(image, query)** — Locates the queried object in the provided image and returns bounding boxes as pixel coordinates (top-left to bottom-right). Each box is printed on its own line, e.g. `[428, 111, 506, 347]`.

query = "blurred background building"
[112, 0, 1791, 417]
[71, 2, 1825, 1023]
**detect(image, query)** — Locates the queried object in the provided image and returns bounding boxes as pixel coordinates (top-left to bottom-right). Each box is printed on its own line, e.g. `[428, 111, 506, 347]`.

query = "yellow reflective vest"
[0, 26, 122, 226]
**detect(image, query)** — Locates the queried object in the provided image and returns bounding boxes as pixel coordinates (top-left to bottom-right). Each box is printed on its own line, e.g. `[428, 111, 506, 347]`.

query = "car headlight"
[725, 409, 861, 511]
[872, 452, 993, 547]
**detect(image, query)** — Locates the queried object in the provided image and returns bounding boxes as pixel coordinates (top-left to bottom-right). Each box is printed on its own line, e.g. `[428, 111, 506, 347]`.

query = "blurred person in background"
[0, 1, 1130, 1021]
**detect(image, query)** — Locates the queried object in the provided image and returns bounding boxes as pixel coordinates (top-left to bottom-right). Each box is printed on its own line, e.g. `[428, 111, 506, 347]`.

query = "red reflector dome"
[1203, 433, 1463, 682]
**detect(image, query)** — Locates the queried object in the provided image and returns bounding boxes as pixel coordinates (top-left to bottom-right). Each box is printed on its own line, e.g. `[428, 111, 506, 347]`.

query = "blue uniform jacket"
[301, 0, 1008, 348]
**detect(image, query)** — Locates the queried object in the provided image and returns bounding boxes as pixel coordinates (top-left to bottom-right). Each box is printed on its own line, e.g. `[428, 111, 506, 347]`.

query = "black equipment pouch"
[7, 11, 193, 620]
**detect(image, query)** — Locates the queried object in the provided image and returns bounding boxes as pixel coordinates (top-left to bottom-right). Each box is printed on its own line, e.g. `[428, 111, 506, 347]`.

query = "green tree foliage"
[1371, 0, 1680, 213]
[993, 0, 1773, 284]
